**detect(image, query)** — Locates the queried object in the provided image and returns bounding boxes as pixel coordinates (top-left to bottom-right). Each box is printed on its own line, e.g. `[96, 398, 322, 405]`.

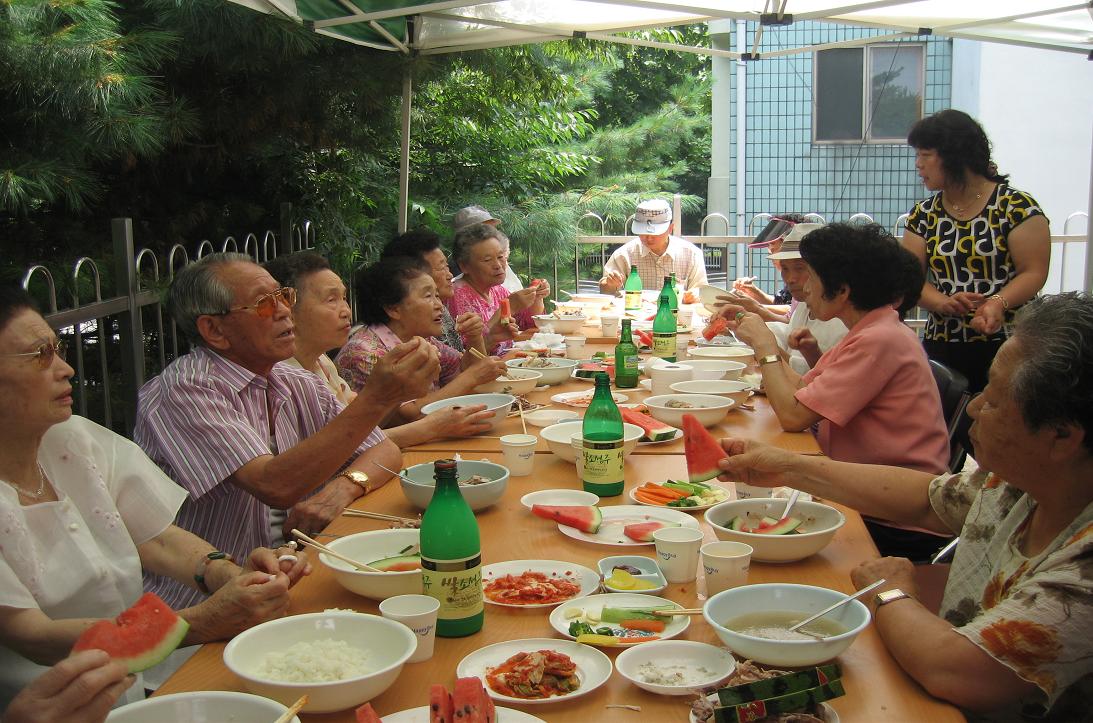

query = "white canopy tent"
[227, 0, 1093, 287]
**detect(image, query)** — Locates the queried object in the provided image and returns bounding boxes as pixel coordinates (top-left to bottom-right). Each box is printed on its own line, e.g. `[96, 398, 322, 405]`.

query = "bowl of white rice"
[223, 610, 416, 713]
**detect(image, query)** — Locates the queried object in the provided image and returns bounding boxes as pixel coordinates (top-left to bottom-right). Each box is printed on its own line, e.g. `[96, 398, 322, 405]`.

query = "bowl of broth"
[703, 583, 871, 667]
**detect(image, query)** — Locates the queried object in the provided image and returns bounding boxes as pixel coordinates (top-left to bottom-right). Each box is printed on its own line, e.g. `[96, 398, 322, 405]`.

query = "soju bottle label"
[652, 332, 677, 360]
[624, 290, 642, 310]
[621, 354, 640, 372]
[581, 438, 624, 486]
[422, 553, 484, 620]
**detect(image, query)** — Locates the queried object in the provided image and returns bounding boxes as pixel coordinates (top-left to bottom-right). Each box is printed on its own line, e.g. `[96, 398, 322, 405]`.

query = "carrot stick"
[620, 619, 667, 633]
[641, 483, 686, 499]
[637, 487, 681, 502]
[634, 491, 668, 506]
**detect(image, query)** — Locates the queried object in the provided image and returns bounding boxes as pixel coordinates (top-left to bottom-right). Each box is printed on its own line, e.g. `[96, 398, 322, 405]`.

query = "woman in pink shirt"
[732, 223, 951, 560]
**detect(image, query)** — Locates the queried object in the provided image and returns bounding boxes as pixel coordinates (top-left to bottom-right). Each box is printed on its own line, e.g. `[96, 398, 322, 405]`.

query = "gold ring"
[735, 311, 746, 321]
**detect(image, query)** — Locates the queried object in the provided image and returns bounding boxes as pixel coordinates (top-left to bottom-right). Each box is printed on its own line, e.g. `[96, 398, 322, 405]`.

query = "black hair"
[262, 251, 332, 293]
[354, 256, 430, 325]
[907, 109, 1008, 187]
[799, 223, 924, 312]
[381, 229, 444, 263]
[0, 285, 39, 334]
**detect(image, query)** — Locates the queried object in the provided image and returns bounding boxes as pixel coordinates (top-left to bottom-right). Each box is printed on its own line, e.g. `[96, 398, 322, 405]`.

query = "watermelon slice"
[71, 592, 188, 674]
[620, 408, 677, 442]
[368, 554, 422, 571]
[703, 315, 730, 341]
[623, 520, 680, 542]
[355, 702, 383, 723]
[531, 504, 603, 533]
[499, 298, 511, 319]
[574, 361, 614, 379]
[683, 413, 728, 483]
[453, 676, 495, 723]
[430, 683, 453, 723]
[634, 329, 653, 348]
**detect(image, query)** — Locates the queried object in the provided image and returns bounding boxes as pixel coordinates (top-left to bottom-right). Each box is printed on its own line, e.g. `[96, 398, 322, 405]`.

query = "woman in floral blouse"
[717, 292, 1092, 721]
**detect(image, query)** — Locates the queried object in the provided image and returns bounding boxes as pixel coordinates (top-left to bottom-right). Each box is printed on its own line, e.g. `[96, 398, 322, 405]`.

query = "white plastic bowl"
[320, 528, 422, 600]
[704, 499, 846, 562]
[615, 640, 736, 696]
[644, 394, 734, 428]
[474, 368, 542, 396]
[533, 314, 587, 334]
[223, 611, 417, 713]
[539, 420, 644, 463]
[704, 583, 870, 667]
[523, 409, 580, 427]
[684, 359, 748, 381]
[506, 357, 579, 386]
[400, 459, 508, 510]
[688, 346, 755, 360]
[670, 379, 755, 406]
[520, 488, 601, 509]
[419, 393, 514, 432]
[106, 691, 302, 722]
[697, 284, 730, 314]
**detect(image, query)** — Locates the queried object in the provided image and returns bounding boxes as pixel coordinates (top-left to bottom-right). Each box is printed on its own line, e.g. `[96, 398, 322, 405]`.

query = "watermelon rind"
[72, 592, 189, 674]
[368, 554, 422, 571]
[620, 408, 676, 442]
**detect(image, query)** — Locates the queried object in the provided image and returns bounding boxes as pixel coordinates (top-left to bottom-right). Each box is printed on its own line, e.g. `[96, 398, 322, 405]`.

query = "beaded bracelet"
[988, 293, 1010, 311]
[194, 551, 233, 594]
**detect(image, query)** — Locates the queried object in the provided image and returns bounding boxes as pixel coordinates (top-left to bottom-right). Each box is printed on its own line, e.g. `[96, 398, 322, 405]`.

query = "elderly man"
[716, 223, 847, 373]
[135, 253, 439, 610]
[599, 199, 708, 292]
[452, 205, 523, 293]
[718, 292, 1093, 720]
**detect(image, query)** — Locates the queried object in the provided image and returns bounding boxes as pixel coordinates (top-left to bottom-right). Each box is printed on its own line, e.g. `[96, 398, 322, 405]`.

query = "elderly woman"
[0, 286, 308, 710]
[447, 223, 549, 354]
[903, 109, 1050, 395]
[265, 252, 499, 447]
[718, 292, 1093, 721]
[335, 257, 506, 432]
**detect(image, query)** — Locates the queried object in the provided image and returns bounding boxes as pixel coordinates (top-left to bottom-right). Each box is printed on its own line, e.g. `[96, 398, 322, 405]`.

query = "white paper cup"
[500, 433, 537, 477]
[652, 527, 704, 584]
[564, 336, 587, 359]
[648, 362, 693, 395]
[701, 541, 753, 596]
[378, 594, 440, 663]
[600, 314, 621, 338]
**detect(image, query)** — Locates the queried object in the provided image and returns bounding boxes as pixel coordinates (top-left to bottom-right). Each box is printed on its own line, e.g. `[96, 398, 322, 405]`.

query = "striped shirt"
[603, 236, 709, 290]
[134, 346, 384, 609]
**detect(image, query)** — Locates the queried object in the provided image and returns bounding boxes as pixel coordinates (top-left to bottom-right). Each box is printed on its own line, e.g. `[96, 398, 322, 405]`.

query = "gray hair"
[167, 252, 254, 346]
[452, 222, 510, 267]
[1009, 292, 1093, 453]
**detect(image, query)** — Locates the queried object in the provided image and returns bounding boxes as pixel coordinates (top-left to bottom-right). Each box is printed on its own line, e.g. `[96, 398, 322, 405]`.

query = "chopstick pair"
[290, 529, 380, 572]
[341, 508, 420, 526]
[468, 347, 514, 379]
[649, 608, 705, 616]
[273, 695, 308, 723]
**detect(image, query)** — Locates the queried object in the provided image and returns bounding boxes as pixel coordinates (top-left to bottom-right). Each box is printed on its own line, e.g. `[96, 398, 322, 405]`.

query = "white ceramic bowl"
[539, 420, 644, 463]
[474, 368, 542, 396]
[704, 499, 846, 562]
[400, 460, 508, 511]
[106, 691, 302, 722]
[320, 529, 422, 601]
[523, 409, 580, 427]
[223, 611, 417, 713]
[520, 488, 601, 510]
[644, 394, 734, 428]
[688, 345, 755, 360]
[565, 292, 617, 304]
[704, 583, 870, 667]
[670, 379, 755, 406]
[533, 314, 587, 334]
[615, 640, 736, 696]
[684, 359, 748, 381]
[697, 284, 730, 314]
[420, 393, 514, 432]
[506, 357, 579, 386]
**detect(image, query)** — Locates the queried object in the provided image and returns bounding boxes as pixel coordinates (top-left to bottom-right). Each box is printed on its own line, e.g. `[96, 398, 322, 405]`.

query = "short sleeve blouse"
[906, 184, 1046, 343]
[446, 281, 535, 355]
[335, 323, 462, 394]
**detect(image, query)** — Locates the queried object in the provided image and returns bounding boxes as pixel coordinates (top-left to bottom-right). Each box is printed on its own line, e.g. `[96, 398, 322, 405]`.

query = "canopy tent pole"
[398, 67, 412, 233]
[1086, 122, 1093, 293]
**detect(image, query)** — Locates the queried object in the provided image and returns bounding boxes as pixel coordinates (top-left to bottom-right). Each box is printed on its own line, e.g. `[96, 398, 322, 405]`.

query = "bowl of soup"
[703, 583, 871, 667]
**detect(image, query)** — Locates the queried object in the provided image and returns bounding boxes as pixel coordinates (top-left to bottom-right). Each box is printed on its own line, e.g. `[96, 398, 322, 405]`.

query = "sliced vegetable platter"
[549, 592, 690, 647]
[629, 480, 735, 511]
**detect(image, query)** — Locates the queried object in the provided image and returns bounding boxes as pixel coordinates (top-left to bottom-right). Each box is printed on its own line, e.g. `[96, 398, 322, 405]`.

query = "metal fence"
[22, 214, 315, 435]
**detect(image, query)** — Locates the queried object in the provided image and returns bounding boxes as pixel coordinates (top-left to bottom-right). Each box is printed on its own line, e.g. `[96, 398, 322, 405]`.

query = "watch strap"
[757, 353, 781, 366]
[194, 551, 233, 595]
[338, 470, 371, 495]
[874, 588, 912, 608]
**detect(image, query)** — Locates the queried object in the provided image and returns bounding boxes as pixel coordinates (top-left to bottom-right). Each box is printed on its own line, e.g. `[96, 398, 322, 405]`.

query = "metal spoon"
[788, 578, 888, 635]
[373, 462, 416, 485]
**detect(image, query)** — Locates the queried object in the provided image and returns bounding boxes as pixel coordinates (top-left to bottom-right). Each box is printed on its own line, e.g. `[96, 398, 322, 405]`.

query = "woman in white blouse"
[0, 286, 310, 711]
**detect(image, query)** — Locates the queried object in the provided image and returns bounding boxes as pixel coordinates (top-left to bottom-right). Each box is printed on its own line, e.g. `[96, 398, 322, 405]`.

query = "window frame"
[811, 42, 926, 145]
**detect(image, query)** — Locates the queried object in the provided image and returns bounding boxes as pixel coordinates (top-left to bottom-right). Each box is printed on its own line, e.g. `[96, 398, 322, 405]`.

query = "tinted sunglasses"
[215, 287, 296, 318]
[2, 339, 67, 369]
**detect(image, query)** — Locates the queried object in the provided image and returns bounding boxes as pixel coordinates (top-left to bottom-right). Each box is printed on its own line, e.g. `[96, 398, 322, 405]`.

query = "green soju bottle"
[614, 319, 639, 389]
[667, 272, 680, 319]
[623, 267, 643, 312]
[420, 459, 483, 637]
[652, 277, 678, 362]
[580, 372, 625, 497]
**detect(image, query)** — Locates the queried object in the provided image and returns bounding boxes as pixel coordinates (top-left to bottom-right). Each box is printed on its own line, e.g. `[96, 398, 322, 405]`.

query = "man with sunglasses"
[135, 253, 440, 615]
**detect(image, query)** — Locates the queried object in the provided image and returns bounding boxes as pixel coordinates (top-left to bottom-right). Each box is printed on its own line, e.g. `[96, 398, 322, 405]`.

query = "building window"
[814, 43, 924, 143]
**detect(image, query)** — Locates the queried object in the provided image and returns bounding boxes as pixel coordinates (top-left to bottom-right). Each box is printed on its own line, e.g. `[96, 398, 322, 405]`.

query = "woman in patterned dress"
[718, 292, 1093, 721]
[902, 109, 1050, 394]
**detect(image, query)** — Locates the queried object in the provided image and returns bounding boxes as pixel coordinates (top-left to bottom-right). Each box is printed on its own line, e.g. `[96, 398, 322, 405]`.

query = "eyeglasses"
[1, 340, 67, 369]
[214, 287, 296, 318]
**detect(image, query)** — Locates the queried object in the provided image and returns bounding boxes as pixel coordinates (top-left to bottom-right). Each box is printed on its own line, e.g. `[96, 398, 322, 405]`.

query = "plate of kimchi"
[457, 639, 612, 705]
[481, 560, 601, 608]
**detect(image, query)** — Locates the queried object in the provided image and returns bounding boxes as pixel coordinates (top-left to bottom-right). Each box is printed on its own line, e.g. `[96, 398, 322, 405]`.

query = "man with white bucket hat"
[599, 198, 708, 292]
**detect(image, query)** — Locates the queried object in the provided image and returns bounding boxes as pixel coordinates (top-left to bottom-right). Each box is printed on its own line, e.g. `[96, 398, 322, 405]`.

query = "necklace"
[4, 464, 47, 500]
[946, 184, 986, 215]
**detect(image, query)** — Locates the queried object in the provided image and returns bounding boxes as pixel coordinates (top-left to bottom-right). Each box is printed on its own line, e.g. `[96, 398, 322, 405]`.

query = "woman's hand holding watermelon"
[2, 649, 133, 723]
[716, 437, 796, 488]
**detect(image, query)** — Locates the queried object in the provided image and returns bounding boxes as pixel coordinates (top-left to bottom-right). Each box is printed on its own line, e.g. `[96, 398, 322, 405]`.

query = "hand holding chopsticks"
[290, 529, 381, 572]
[468, 347, 513, 379]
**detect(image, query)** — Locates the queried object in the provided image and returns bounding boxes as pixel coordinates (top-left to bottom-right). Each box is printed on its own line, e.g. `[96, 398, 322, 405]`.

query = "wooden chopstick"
[469, 346, 515, 379]
[273, 694, 308, 723]
[290, 529, 381, 572]
[649, 608, 705, 616]
[341, 509, 420, 525]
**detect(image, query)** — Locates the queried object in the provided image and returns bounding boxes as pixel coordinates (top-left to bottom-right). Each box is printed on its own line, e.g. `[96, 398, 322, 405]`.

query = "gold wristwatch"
[757, 353, 781, 366]
[874, 589, 912, 608]
[337, 470, 371, 495]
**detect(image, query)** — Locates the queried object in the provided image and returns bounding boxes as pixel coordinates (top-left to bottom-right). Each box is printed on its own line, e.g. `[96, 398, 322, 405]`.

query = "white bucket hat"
[632, 199, 672, 236]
